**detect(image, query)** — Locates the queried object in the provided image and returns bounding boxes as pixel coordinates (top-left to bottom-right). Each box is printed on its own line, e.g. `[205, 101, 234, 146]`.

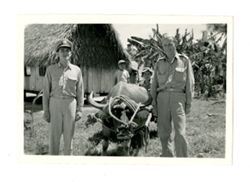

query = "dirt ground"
[24, 96, 225, 157]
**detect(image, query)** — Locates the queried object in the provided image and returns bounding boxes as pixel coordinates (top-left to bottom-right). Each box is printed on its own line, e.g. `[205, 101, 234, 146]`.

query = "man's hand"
[185, 104, 191, 115]
[75, 111, 82, 121]
[43, 111, 50, 123]
[152, 100, 158, 117]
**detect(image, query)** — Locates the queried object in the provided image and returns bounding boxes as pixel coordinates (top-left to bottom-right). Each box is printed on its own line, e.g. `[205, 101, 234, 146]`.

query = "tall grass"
[24, 99, 225, 157]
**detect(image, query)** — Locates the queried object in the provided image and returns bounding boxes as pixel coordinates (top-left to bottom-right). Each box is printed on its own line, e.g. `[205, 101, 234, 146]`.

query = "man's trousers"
[49, 97, 76, 155]
[157, 91, 188, 157]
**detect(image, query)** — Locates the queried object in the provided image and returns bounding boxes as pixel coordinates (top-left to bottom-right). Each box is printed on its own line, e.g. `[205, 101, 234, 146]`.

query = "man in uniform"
[114, 59, 130, 85]
[43, 39, 84, 155]
[151, 35, 194, 157]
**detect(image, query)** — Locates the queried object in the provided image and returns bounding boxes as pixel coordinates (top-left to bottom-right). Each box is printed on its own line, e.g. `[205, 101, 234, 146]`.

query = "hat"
[161, 34, 177, 45]
[56, 39, 72, 52]
[118, 60, 126, 65]
[142, 67, 153, 74]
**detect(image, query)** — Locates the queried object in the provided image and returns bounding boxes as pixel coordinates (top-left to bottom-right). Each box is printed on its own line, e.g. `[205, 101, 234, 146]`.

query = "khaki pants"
[49, 97, 76, 155]
[157, 91, 188, 157]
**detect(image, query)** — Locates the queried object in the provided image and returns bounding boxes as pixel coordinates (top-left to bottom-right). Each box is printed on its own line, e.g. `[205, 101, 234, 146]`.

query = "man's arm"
[76, 69, 84, 114]
[42, 67, 51, 122]
[185, 57, 195, 114]
[151, 64, 158, 115]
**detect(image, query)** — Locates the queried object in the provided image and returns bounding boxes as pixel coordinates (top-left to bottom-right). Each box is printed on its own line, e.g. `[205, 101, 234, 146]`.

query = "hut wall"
[102, 68, 116, 93]
[25, 65, 115, 94]
[24, 75, 31, 91]
[24, 66, 44, 92]
[81, 65, 116, 94]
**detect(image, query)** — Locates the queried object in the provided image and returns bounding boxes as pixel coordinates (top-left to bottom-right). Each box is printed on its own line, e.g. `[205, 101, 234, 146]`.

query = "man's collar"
[159, 53, 180, 64]
[58, 62, 72, 70]
[174, 53, 181, 63]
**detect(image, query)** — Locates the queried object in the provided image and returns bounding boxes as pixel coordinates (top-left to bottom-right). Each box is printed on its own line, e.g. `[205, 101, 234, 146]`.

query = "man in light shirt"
[151, 35, 195, 157]
[114, 60, 130, 85]
[43, 39, 84, 155]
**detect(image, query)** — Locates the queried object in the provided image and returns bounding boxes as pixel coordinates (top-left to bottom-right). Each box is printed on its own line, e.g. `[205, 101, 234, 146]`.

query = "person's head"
[129, 46, 138, 56]
[142, 67, 153, 80]
[56, 39, 72, 65]
[161, 35, 177, 60]
[118, 60, 127, 70]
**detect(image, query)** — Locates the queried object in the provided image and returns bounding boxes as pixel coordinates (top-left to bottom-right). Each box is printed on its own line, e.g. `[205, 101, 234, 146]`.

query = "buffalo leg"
[102, 138, 109, 155]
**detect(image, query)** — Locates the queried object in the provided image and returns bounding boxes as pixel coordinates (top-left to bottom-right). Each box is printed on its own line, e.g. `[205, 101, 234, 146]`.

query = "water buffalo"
[86, 82, 152, 156]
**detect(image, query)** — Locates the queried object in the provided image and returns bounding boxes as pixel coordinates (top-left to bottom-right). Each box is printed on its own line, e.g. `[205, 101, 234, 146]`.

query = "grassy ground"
[24, 97, 225, 157]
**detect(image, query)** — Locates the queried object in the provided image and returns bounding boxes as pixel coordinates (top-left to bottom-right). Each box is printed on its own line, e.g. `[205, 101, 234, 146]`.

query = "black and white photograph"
[21, 16, 232, 162]
[3, 0, 249, 180]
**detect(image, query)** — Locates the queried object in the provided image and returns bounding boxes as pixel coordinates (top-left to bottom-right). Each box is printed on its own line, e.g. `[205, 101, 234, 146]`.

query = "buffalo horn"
[88, 91, 108, 110]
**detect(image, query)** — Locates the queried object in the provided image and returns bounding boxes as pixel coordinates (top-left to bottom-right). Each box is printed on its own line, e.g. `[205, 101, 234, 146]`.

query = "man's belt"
[157, 87, 184, 93]
[51, 95, 75, 99]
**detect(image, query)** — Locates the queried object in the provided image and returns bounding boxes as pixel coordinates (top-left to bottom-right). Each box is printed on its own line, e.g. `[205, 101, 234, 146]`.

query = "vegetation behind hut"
[127, 24, 227, 98]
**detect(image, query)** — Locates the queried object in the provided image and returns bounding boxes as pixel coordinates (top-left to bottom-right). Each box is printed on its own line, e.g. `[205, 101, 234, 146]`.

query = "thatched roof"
[24, 24, 127, 68]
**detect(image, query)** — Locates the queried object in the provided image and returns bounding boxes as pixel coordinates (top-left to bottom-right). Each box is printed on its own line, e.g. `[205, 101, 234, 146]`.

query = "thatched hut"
[24, 24, 127, 95]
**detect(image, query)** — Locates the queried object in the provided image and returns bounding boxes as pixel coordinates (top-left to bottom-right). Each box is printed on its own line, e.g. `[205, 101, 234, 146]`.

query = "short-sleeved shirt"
[151, 53, 195, 107]
[43, 63, 84, 112]
[114, 69, 130, 84]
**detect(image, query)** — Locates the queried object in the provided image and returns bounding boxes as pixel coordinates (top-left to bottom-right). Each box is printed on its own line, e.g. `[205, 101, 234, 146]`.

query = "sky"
[113, 24, 207, 48]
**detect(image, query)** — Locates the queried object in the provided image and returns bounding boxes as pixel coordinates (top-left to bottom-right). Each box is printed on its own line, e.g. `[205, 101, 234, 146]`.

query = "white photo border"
[17, 14, 233, 165]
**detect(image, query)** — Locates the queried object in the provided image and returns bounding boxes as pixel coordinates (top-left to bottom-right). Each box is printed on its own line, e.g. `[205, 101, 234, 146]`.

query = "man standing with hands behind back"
[43, 39, 84, 155]
[151, 35, 195, 157]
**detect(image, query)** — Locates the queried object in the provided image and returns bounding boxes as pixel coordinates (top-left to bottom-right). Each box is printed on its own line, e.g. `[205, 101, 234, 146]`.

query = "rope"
[106, 95, 153, 147]
[108, 95, 140, 126]
[108, 97, 128, 125]
[128, 102, 141, 126]
[119, 95, 137, 111]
